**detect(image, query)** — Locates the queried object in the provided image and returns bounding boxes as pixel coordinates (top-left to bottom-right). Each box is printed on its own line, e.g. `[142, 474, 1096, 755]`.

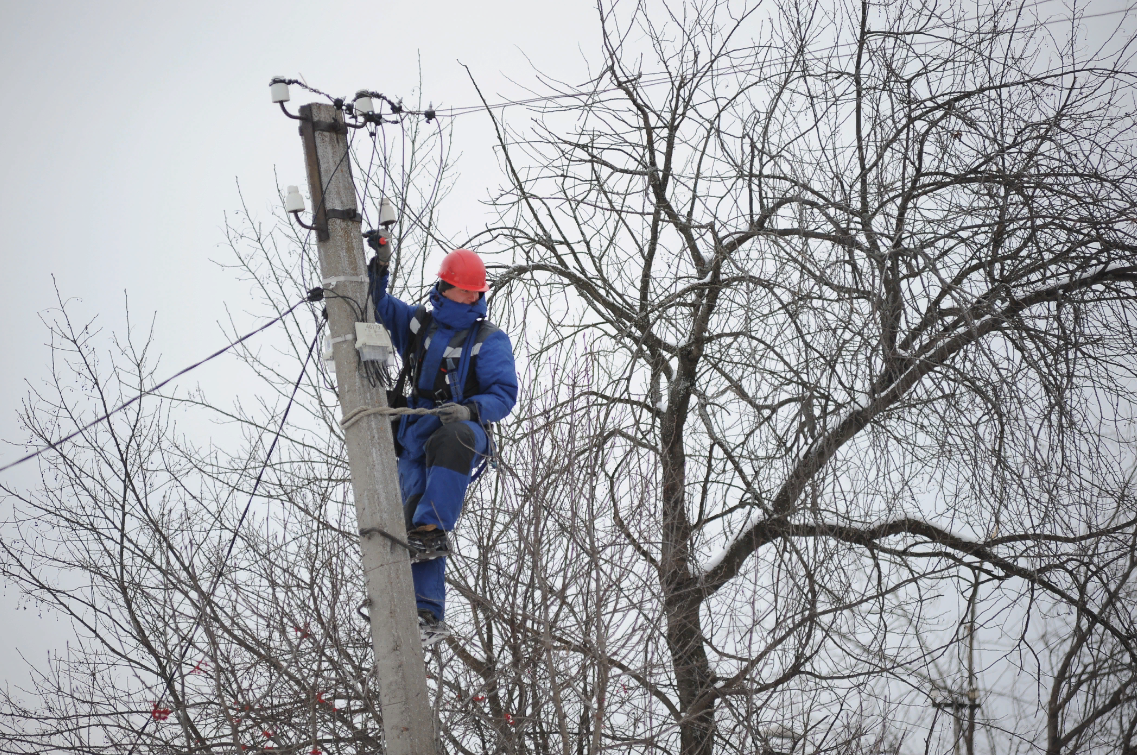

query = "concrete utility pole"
[296, 102, 434, 755]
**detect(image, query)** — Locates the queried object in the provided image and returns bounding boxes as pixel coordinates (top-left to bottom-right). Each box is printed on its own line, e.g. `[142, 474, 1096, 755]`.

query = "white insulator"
[270, 80, 291, 104]
[378, 197, 397, 227]
[284, 185, 305, 213]
[354, 93, 374, 114]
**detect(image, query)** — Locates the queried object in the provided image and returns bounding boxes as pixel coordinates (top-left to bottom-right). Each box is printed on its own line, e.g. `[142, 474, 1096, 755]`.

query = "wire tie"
[321, 275, 369, 288]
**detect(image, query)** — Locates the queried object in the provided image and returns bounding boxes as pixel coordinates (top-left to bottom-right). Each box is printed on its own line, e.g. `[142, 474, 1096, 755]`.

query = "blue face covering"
[417, 286, 487, 398]
[428, 286, 486, 330]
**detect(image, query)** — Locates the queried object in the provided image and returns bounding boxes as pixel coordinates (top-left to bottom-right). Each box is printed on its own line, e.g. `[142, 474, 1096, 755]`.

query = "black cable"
[393, 118, 459, 254]
[275, 3, 1129, 131]
[215, 328, 321, 589]
[321, 288, 366, 322]
[358, 128, 379, 227]
[289, 78, 339, 104]
[420, 117, 447, 238]
[295, 126, 355, 297]
[0, 296, 315, 476]
[125, 326, 322, 755]
[379, 121, 390, 212]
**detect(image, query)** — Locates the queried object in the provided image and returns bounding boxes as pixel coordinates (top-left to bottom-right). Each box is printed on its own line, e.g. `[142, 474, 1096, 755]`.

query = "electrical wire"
[421, 117, 447, 238]
[358, 129, 379, 228]
[274, 3, 1131, 133]
[427, 1, 1134, 118]
[0, 297, 314, 477]
[293, 5, 1131, 253]
[379, 124, 390, 213]
[215, 329, 322, 593]
[321, 288, 366, 321]
[392, 117, 458, 254]
[295, 123, 355, 294]
[288, 78, 340, 104]
[124, 327, 322, 755]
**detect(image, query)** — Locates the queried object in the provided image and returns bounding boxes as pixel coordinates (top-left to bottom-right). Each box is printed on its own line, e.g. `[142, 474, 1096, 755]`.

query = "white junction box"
[355, 322, 393, 363]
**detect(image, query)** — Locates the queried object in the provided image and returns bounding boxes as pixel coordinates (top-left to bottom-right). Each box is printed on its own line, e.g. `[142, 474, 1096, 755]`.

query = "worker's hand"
[367, 254, 388, 280]
[436, 403, 471, 424]
[363, 229, 392, 266]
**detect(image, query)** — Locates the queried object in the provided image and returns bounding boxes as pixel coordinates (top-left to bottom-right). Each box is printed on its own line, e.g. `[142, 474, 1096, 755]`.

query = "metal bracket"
[313, 119, 349, 134]
[360, 527, 417, 555]
[295, 105, 360, 242]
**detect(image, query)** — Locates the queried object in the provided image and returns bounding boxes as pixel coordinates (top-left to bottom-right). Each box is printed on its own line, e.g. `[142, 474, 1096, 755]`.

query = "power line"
[271, 2, 1129, 133]
[0, 295, 318, 477]
[431, 1, 1131, 118]
[125, 327, 322, 754]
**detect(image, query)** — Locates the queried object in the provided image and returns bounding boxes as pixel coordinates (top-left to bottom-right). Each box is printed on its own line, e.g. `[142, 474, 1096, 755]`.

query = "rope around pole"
[339, 405, 445, 432]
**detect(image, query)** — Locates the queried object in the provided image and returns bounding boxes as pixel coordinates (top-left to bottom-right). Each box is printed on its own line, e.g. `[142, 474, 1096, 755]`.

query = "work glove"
[435, 403, 471, 424]
[363, 229, 393, 266]
[367, 254, 388, 281]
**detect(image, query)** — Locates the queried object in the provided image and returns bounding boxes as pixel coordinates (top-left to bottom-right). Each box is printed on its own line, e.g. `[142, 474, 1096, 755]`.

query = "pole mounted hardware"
[378, 197, 397, 228]
[284, 185, 305, 213]
[271, 77, 304, 120]
[353, 90, 375, 115]
[288, 103, 344, 241]
[289, 101, 436, 755]
[271, 77, 431, 129]
[283, 184, 324, 235]
[278, 92, 368, 240]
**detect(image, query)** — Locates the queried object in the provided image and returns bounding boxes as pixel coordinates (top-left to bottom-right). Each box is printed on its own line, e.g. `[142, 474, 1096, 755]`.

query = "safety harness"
[388, 305, 496, 479]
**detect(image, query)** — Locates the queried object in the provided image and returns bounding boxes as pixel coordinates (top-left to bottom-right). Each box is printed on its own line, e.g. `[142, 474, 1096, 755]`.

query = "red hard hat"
[438, 248, 489, 292]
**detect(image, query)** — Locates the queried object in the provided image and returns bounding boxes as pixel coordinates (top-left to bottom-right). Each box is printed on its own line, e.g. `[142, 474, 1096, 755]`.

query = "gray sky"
[0, 0, 595, 680]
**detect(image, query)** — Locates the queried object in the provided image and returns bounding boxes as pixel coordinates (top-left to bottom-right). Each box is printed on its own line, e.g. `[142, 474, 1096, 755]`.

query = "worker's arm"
[367, 259, 416, 355]
[466, 329, 519, 424]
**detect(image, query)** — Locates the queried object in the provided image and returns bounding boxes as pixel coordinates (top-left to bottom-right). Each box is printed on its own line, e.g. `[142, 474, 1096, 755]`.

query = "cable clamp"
[329, 334, 354, 345]
[321, 275, 369, 288]
[326, 209, 362, 222]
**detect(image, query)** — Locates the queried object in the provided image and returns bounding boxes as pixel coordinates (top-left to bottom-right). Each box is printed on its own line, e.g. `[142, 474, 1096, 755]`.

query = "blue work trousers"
[397, 420, 488, 620]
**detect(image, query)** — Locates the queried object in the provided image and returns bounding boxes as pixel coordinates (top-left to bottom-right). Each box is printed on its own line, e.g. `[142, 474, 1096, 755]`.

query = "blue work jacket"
[370, 267, 518, 461]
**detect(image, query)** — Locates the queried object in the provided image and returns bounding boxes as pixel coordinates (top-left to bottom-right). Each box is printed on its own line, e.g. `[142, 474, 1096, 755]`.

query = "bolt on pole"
[297, 102, 435, 755]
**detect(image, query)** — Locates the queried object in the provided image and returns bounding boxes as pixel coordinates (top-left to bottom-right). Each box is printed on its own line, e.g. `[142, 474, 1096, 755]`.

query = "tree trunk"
[659, 366, 715, 755]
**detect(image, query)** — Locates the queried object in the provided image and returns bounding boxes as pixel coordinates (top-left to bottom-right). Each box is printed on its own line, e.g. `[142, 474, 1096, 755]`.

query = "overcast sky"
[0, 0, 597, 679]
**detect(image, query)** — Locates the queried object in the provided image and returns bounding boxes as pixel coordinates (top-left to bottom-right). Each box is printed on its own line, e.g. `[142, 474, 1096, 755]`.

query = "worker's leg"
[411, 557, 447, 620]
[397, 457, 441, 618]
[397, 456, 427, 532]
[410, 421, 488, 531]
[407, 421, 488, 620]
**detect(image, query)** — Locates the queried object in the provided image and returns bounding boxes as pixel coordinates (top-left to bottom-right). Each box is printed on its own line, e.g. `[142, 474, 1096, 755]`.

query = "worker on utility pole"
[365, 233, 518, 646]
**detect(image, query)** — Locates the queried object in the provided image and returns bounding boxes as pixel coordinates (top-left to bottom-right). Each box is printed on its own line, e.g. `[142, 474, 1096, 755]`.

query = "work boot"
[419, 610, 451, 648]
[407, 528, 450, 562]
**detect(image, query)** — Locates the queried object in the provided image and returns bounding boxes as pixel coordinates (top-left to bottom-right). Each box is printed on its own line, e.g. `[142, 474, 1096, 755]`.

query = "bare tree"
[469, 0, 1137, 752]
[0, 103, 459, 754]
[3, 1, 1137, 754]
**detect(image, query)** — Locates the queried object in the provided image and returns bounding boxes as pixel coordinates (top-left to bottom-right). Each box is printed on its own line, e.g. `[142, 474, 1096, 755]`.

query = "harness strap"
[451, 319, 484, 405]
[392, 306, 430, 400]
